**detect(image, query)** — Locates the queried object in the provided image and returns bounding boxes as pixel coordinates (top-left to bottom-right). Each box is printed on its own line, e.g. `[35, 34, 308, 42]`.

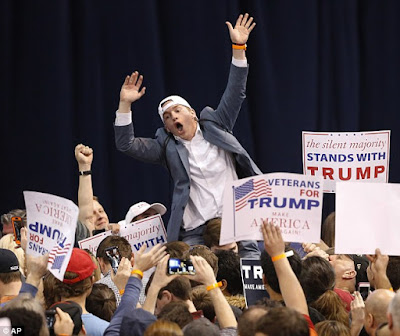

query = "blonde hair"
[0, 234, 26, 276]
[315, 320, 350, 336]
[144, 319, 183, 336]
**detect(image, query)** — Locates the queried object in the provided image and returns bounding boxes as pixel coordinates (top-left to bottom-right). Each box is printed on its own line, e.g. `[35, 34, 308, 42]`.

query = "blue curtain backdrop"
[1, 0, 400, 226]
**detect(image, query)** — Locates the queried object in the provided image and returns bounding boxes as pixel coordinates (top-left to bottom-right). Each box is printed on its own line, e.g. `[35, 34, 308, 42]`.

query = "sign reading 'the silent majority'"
[302, 131, 390, 192]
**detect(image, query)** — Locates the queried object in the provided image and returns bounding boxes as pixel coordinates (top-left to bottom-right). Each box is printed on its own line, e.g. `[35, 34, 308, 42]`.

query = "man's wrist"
[78, 164, 91, 172]
[118, 100, 132, 113]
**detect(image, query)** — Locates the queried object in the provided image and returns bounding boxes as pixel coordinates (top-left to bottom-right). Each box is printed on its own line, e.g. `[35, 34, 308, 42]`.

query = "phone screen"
[11, 216, 22, 246]
[167, 258, 195, 275]
[105, 246, 121, 274]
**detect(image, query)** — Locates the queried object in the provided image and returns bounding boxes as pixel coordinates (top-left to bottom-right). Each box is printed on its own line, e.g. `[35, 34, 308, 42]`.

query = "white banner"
[302, 131, 390, 193]
[78, 231, 112, 255]
[220, 173, 323, 245]
[119, 214, 167, 253]
[24, 191, 78, 281]
[336, 182, 400, 255]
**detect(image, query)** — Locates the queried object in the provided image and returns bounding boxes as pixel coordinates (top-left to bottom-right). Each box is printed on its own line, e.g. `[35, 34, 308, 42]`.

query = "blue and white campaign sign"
[119, 214, 167, 253]
[220, 173, 323, 245]
[241, 258, 269, 307]
[78, 230, 112, 255]
[336, 182, 400, 255]
[24, 191, 78, 281]
[302, 131, 390, 193]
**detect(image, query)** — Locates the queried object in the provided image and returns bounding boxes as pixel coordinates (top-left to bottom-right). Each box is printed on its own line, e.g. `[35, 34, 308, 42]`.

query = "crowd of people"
[1, 12, 398, 336]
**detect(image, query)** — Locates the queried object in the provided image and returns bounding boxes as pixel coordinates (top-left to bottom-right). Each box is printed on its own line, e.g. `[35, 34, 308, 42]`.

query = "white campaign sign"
[24, 191, 78, 281]
[302, 131, 390, 193]
[78, 231, 112, 255]
[335, 182, 400, 255]
[119, 214, 167, 253]
[220, 173, 323, 245]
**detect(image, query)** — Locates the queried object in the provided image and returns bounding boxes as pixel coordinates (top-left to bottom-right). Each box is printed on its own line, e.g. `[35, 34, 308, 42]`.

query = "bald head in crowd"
[388, 291, 400, 336]
[364, 289, 395, 336]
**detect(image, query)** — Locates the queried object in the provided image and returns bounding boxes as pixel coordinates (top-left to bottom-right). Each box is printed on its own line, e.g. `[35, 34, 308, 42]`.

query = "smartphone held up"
[167, 258, 195, 275]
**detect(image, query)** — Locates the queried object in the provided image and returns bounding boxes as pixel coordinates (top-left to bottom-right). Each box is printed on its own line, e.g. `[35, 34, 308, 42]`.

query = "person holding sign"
[114, 13, 260, 255]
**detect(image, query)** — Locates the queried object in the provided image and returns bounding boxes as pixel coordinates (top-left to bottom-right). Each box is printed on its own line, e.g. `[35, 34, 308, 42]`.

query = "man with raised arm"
[114, 13, 260, 257]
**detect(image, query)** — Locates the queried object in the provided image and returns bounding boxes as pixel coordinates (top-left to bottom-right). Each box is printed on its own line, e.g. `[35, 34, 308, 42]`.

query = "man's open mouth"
[175, 122, 183, 132]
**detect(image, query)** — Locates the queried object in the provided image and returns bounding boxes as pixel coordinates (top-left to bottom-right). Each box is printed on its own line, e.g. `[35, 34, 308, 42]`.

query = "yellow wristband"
[131, 269, 143, 279]
[206, 281, 222, 291]
[119, 289, 125, 295]
[232, 44, 247, 50]
[390, 287, 394, 292]
[271, 250, 294, 262]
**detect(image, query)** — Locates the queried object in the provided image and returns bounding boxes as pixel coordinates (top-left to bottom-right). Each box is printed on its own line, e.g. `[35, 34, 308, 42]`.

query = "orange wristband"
[272, 250, 294, 262]
[206, 281, 222, 291]
[119, 289, 125, 295]
[131, 269, 143, 279]
[232, 44, 247, 50]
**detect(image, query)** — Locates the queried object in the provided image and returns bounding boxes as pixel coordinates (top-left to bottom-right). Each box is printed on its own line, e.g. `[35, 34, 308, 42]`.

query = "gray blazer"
[115, 64, 262, 242]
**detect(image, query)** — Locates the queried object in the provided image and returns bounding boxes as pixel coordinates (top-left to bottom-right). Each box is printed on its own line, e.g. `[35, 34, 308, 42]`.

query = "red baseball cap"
[63, 248, 96, 284]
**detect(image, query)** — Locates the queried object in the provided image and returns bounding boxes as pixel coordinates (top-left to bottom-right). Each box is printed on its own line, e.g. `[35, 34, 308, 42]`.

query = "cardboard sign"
[119, 214, 167, 253]
[336, 182, 400, 255]
[78, 230, 112, 255]
[220, 173, 323, 244]
[241, 258, 269, 307]
[24, 191, 78, 281]
[302, 131, 390, 192]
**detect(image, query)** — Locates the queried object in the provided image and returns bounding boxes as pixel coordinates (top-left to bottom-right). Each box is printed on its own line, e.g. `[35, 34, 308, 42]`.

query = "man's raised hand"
[120, 71, 146, 105]
[226, 13, 256, 45]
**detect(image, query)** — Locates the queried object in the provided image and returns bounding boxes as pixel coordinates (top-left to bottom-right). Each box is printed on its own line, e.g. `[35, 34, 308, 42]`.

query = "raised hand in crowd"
[302, 242, 329, 261]
[75, 143, 95, 234]
[25, 253, 49, 289]
[133, 243, 167, 274]
[20, 227, 27, 251]
[111, 257, 132, 293]
[262, 220, 309, 316]
[188, 255, 237, 329]
[367, 248, 392, 290]
[350, 291, 365, 336]
[142, 254, 178, 314]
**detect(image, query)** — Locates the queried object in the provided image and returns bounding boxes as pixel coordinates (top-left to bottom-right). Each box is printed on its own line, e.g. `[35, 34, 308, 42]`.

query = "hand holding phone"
[167, 258, 196, 275]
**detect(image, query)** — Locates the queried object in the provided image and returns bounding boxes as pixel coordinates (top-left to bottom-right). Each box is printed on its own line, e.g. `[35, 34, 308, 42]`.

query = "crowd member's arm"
[262, 221, 308, 315]
[104, 244, 166, 336]
[142, 255, 178, 314]
[75, 144, 95, 235]
[21, 253, 49, 297]
[188, 255, 237, 329]
[367, 248, 392, 290]
[350, 291, 365, 336]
